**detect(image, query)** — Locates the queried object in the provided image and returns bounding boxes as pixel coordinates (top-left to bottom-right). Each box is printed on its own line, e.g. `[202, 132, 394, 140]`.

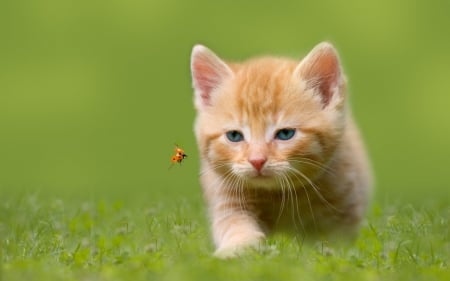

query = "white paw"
[213, 232, 265, 259]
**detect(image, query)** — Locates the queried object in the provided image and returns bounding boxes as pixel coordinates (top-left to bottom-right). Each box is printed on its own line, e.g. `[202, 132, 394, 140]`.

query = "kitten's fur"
[190, 42, 372, 258]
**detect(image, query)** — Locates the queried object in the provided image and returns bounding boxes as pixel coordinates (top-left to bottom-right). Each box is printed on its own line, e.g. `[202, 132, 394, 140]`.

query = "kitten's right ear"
[191, 45, 233, 110]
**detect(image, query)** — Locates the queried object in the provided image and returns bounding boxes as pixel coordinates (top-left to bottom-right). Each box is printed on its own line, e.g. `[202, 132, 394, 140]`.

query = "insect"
[169, 144, 188, 168]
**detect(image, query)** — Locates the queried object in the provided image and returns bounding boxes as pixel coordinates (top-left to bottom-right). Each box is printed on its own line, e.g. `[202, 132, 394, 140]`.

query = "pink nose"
[249, 158, 266, 172]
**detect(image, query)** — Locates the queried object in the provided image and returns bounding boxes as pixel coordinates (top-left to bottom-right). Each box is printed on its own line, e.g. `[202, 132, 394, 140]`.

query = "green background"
[1, 0, 449, 203]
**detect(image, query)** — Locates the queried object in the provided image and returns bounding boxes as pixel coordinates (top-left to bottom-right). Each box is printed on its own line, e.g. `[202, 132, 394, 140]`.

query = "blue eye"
[275, 128, 295, 140]
[226, 130, 244, 142]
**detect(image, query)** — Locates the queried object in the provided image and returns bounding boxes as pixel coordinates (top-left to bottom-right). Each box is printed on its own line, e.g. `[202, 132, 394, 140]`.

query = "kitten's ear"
[191, 45, 233, 110]
[294, 42, 345, 107]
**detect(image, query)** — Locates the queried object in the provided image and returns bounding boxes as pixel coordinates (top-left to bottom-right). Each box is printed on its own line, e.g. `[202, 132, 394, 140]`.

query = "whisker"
[288, 157, 336, 177]
[287, 166, 343, 214]
[274, 172, 287, 226]
[283, 171, 306, 234]
[202, 162, 250, 218]
[202, 165, 237, 218]
[285, 168, 317, 233]
[222, 172, 242, 216]
[228, 173, 247, 214]
[199, 161, 229, 176]
[280, 172, 305, 234]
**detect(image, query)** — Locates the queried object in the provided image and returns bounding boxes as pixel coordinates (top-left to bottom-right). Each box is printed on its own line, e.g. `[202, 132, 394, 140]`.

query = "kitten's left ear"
[191, 45, 233, 110]
[294, 42, 345, 107]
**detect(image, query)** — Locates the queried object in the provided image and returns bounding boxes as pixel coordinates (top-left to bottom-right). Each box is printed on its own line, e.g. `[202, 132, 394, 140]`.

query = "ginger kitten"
[190, 42, 372, 258]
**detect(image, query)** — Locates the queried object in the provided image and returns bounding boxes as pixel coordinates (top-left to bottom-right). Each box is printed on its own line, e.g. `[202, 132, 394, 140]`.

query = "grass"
[1, 193, 449, 281]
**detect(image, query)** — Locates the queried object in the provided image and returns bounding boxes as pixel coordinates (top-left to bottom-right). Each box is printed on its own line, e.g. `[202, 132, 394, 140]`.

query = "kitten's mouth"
[232, 165, 276, 183]
[249, 171, 274, 180]
[246, 173, 279, 189]
[248, 167, 275, 178]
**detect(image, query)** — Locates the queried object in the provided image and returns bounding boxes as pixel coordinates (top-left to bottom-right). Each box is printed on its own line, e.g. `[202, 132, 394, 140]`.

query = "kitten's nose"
[249, 158, 267, 172]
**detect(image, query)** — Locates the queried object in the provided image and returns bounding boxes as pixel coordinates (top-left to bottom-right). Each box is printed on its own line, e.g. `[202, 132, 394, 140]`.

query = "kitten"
[190, 42, 372, 258]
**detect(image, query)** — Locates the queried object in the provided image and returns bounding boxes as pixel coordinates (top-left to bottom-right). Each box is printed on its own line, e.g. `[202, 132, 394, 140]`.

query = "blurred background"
[1, 0, 449, 203]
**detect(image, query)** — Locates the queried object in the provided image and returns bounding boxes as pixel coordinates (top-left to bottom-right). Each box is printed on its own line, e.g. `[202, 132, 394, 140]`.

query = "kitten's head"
[191, 42, 347, 188]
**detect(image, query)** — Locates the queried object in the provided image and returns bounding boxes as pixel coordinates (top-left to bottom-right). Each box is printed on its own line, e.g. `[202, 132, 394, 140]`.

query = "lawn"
[1, 193, 448, 281]
[1, 0, 450, 280]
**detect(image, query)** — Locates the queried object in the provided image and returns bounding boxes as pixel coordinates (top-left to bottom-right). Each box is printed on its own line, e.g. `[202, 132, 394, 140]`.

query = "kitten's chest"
[247, 186, 344, 233]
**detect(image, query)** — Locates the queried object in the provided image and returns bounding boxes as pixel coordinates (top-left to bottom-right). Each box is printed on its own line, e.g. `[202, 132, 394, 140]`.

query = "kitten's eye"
[275, 128, 296, 140]
[226, 130, 244, 142]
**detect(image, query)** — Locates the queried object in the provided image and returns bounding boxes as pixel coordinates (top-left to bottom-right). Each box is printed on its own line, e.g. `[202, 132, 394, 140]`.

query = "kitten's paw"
[214, 245, 249, 259]
[213, 232, 265, 259]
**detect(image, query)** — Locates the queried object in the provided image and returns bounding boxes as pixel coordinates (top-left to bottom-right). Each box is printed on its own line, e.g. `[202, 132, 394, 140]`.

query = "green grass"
[1, 194, 449, 281]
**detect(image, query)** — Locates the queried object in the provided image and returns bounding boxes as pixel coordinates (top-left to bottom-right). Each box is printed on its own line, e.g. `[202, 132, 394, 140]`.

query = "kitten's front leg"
[211, 208, 265, 258]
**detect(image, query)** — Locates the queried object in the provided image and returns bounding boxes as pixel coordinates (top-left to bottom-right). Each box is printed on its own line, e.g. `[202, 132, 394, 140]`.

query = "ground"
[1, 193, 448, 281]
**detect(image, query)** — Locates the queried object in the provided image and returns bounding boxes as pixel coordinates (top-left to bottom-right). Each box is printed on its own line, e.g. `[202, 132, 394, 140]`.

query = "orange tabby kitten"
[190, 42, 372, 258]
